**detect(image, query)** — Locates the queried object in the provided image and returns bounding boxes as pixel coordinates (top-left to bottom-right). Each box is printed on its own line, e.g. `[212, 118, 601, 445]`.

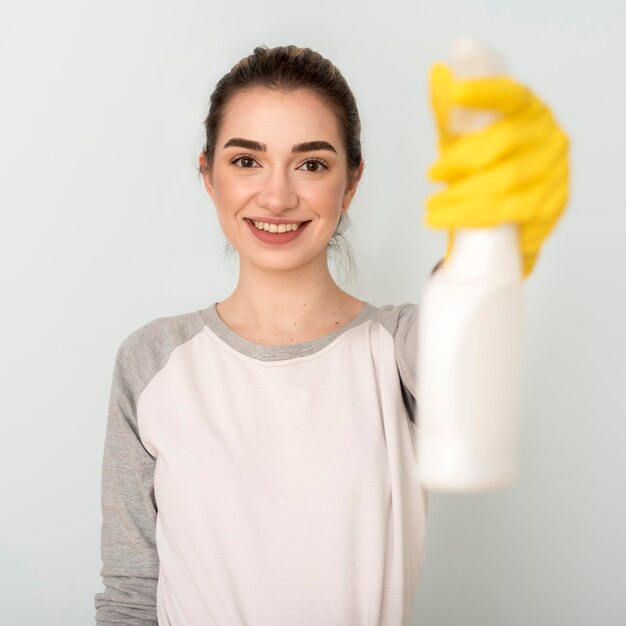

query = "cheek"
[212, 170, 250, 208]
[300, 178, 347, 211]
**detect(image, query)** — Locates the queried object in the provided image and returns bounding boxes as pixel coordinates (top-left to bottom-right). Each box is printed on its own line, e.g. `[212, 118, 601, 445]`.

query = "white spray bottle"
[416, 38, 525, 492]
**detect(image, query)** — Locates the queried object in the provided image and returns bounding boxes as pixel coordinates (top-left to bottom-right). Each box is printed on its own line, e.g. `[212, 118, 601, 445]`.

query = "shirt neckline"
[199, 300, 375, 362]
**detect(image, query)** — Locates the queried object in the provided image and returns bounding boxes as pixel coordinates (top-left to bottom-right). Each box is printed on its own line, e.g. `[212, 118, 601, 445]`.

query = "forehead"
[218, 86, 343, 149]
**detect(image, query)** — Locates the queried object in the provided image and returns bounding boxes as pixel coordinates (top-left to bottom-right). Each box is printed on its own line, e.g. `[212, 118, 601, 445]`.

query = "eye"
[298, 158, 329, 173]
[229, 153, 260, 168]
[228, 154, 329, 171]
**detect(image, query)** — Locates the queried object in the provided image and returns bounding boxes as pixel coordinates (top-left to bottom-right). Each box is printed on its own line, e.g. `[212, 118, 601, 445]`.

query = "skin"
[199, 86, 365, 345]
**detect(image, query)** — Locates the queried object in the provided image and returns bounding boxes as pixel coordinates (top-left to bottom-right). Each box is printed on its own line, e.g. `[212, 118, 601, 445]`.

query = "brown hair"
[197, 44, 363, 292]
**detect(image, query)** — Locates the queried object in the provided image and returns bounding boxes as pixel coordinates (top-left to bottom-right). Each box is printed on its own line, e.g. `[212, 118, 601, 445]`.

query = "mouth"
[244, 218, 313, 243]
[244, 218, 312, 230]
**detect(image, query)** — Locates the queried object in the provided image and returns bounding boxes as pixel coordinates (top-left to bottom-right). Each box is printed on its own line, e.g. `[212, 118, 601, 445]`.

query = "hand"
[425, 62, 570, 279]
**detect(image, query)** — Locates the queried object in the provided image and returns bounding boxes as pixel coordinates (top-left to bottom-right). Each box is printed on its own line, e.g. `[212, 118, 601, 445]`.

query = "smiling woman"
[94, 45, 428, 626]
[200, 46, 364, 298]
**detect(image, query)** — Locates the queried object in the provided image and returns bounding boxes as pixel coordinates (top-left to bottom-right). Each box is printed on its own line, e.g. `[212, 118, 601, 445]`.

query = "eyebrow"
[222, 137, 337, 154]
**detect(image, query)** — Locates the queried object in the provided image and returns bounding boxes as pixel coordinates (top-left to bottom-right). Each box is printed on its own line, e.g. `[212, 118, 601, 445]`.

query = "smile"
[244, 218, 312, 244]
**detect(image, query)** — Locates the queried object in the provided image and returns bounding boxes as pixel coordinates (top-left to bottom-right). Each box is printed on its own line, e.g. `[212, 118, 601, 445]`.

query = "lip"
[245, 217, 310, 225]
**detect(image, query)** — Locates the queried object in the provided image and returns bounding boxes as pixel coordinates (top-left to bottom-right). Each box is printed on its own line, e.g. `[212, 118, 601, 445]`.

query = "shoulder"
[118, 307, 205, 356]
[113, 307, 207, 398]
[367, 302, 419, 339]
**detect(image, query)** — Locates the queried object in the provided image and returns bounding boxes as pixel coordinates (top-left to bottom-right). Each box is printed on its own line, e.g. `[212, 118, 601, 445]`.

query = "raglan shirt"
[94, 300, 428, 626]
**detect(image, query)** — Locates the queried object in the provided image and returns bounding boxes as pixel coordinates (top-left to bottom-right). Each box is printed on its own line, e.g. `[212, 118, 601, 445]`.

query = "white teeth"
[253, 220, 301, 232]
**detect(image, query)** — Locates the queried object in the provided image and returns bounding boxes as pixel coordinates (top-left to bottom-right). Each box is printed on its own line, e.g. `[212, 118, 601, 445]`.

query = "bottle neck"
[442, 223, 522, 281]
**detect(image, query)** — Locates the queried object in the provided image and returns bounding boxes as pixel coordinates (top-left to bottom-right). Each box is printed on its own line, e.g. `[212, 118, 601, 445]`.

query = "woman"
[94, 45, 568, 625]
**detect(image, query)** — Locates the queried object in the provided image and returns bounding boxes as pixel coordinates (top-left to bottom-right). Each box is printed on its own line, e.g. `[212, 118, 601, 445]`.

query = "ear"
[342, 160, 365, 211]
[199, 152, 215, 202]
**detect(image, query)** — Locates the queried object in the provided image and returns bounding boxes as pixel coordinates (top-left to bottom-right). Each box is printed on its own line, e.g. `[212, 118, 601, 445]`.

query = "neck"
[217, 253, 357, 335]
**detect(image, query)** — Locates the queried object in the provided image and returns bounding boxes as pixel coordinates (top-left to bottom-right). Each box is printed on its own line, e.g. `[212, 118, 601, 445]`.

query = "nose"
[256, 167, 299, 214]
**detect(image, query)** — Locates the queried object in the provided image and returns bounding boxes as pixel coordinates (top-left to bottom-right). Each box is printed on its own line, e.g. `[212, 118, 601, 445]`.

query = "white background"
[1, 1, 625, 624]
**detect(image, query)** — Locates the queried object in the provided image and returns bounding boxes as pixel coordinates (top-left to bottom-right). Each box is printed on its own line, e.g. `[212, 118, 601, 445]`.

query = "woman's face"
[200, 86, 363, 273]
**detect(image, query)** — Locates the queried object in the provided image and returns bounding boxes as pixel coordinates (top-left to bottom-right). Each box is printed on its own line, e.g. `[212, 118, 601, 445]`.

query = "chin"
[240, 247, 329, 271]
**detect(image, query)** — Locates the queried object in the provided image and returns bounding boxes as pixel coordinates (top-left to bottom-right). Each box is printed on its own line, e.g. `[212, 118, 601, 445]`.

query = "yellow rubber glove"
[425, 62, 570, 279]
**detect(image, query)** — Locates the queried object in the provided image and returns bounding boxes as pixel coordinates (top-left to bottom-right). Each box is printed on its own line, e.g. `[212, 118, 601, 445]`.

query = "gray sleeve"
[393, 303, 419, 425]
[395, 260, 440, 425]
[94, 337, 159, 625]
